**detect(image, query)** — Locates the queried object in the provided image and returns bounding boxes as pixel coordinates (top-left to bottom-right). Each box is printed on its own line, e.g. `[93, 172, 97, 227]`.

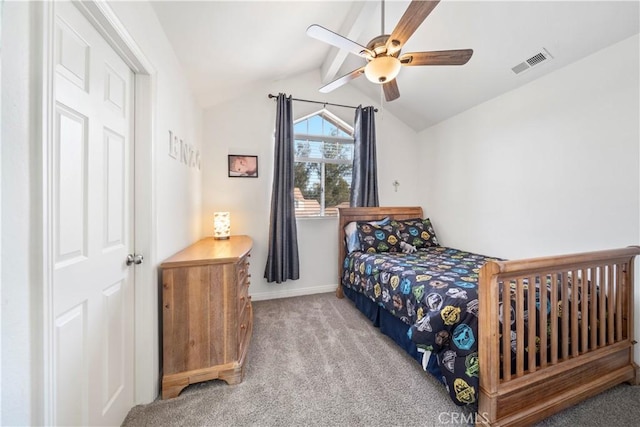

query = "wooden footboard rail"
[477, 246, 640, 426]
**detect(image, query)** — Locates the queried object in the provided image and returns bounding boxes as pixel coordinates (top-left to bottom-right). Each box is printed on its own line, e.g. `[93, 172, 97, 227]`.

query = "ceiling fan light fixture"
[364, 56, 401, 84]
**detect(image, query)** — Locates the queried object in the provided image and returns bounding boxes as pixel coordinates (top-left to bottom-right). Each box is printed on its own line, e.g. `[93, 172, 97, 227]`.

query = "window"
[293, 109, 354, 217]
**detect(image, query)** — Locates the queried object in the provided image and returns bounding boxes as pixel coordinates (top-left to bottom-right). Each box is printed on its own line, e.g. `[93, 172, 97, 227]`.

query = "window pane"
[308, 115, 323, 134]
[308, 140, 324, 159]
[294, 120, 307, 134]
[324, 121, 339, 137]
[335, 128, 351, 138]
[323, 163, 351, 217]
[294, 139, 311, 158]
[295, 139, 353, 162]
[323, 141, 353, 161]
[294, 161, 322, 217]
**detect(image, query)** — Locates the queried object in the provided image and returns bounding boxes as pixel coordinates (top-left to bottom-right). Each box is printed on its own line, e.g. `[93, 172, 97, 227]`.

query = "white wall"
[201, 69, 421, 300]
[0, 0, 3, 419]
[1, 1, 203, 424]
[417, 34, 640, 359]
[418, 34, 639, 259]
[1, 2, 41, 422]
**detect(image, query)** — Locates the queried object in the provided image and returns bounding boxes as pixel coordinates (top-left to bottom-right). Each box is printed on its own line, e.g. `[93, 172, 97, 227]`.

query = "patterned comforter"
[341, 246, 502, 406]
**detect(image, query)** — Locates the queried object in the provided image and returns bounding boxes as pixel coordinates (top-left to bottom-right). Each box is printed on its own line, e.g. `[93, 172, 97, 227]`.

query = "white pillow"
[345, 216, 390, 253]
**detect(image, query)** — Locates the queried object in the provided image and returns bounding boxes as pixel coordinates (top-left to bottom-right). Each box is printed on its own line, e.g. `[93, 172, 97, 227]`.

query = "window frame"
[293, 109, 354, 218]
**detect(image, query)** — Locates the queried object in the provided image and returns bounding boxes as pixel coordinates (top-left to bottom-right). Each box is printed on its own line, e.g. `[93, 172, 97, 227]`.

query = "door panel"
[54, 303, 88, 426]
[102, 280, 125, 410]
[54, 105, 88, 266]
[55, 17, 90, 92]
[104, 129, 125, 250]
[52, 2, 134, 425]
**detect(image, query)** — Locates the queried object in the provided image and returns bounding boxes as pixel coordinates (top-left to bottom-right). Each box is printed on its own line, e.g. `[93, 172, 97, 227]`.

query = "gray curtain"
[264, 93, 300, 283]
[350, 105, 379, 207]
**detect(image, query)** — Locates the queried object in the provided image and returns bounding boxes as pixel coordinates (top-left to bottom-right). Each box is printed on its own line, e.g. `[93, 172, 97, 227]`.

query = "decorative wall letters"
[169, 130, 200, 170]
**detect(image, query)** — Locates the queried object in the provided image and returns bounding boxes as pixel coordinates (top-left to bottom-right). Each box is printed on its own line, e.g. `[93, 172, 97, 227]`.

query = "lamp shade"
[213, 212, 230, 239]
[364, 56, 401, 84]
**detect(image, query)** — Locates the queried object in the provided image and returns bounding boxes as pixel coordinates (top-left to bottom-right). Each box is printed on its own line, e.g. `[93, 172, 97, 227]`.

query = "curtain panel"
[350, 105, 379, 207]
[264, 93, 300, 283]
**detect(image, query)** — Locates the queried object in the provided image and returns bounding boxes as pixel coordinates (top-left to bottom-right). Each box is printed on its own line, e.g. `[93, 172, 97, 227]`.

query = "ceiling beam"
[320, 1, 379, 84]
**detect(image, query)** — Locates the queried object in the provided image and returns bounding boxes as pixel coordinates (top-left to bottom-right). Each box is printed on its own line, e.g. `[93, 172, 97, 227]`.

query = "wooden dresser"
[160, 235, 253, 399]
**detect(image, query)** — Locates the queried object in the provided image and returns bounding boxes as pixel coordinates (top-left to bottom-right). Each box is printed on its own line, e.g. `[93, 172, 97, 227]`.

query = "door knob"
[126, 253, 144, 266]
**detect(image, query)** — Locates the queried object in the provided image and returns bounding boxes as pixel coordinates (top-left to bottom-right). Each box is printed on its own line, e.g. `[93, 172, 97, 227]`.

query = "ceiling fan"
[306, 0, 473, 102]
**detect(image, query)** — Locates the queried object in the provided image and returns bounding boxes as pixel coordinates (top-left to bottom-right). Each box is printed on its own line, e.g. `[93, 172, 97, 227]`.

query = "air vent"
[511, 48, 553, 75]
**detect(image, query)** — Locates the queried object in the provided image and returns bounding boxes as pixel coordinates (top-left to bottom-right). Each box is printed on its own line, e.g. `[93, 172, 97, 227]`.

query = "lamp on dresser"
[213, 211, 231, 239]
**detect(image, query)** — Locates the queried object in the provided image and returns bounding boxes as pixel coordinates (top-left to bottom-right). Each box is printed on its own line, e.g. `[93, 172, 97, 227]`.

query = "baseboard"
[250, 284, 338, 301]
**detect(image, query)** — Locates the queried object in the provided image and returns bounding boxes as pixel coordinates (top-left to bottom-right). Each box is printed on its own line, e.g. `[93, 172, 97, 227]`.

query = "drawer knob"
[240, 296, 245, 302]
[240, 324, 246, 330]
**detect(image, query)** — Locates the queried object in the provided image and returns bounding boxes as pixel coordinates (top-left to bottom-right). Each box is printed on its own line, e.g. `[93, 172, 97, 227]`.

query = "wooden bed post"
[336, 209, 346, 299]
[477, 261, 501, 426]
[625, 246, 639, 385]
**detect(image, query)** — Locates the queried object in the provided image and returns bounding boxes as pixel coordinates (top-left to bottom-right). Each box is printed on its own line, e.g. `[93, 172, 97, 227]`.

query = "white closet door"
[52, 1, 134, 425]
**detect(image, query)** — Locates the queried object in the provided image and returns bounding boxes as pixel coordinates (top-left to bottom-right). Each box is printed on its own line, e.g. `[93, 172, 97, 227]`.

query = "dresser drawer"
[236, 254, 250, 315]
[238, 301, 251, 350]
[237, 281, 250, 319]
[237, 254, 250, 287]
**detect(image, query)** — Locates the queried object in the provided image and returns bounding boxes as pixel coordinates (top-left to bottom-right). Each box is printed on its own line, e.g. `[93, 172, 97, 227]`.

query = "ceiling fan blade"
[307, 24, 374, 59]
[386, 0, 440, 55]
[319, 66, 366, 93]
[400, 49, 473, 66]
[383, 79, 400, 102]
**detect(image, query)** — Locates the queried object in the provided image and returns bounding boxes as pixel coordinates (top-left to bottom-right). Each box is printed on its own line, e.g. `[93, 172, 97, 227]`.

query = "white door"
[52, 1, 135, 425]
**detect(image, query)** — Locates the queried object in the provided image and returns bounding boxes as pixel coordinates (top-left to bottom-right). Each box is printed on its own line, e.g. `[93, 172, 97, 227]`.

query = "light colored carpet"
[123, 292, 640, 426]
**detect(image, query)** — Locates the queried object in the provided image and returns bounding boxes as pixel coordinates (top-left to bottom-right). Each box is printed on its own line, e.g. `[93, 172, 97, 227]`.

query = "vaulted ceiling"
[151, 1, 640, 132]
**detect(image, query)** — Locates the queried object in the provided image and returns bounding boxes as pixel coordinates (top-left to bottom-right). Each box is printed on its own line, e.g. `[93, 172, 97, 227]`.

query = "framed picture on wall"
[228, 154, 258, 178]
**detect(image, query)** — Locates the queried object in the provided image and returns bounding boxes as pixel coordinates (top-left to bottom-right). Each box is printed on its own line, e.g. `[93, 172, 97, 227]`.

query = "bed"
[337, 206, 639, 426]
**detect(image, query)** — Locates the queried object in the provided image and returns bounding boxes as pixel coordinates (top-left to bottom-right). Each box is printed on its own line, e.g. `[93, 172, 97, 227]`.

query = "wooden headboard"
[336, 206, 423, 298]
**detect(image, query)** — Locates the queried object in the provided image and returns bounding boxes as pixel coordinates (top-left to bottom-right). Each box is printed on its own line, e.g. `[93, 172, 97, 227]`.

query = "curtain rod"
[267, 94, 378, 112]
